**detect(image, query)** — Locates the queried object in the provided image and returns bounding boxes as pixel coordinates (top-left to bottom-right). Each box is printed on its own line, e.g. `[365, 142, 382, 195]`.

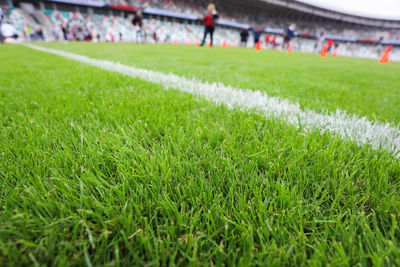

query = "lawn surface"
[38, 42, 400, 125]
[0, 44, 399, 266]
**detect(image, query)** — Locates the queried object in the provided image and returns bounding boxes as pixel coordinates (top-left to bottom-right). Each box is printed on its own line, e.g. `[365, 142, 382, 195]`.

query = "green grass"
[0, 44, 400, 266]
[38, 42, 400, 125]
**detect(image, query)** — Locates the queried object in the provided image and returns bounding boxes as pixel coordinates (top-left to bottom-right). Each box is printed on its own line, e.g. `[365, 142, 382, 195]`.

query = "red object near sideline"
[379, 45, 391, 63]
[328, 39, 334, 48]
[255, 41, 262, 51]
[265, 34, 271, 43]
[320, 43, 328, 57]
[332, 48, 338, 58]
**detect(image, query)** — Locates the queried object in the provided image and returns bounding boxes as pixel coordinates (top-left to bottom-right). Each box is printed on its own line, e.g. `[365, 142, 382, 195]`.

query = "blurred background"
[1, 0, 399, 60]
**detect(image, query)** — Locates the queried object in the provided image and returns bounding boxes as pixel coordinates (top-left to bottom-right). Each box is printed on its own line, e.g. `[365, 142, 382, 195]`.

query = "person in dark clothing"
[377, 36, 384, 56]
[200, 3, 218, 47]
[61, 25, 67, 40]
[282, 23, 296, 49]
[36, 27, 44, 41]
[132, 10, 144, 43]
[252, 26, 264, 47]
[132, 10, 143, 27]
[240, 28, 249, 47]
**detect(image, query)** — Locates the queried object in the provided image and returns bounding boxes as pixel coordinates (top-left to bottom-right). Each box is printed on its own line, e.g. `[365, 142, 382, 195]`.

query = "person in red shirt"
[272, 35, 277, 49]
[265, 34, 271, 43]
[200, 3, 219, 47]
[327, 39, 334, 53]
[265, 34, 271, 48]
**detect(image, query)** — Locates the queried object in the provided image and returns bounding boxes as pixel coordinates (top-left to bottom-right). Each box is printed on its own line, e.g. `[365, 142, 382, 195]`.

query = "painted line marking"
[25, 44, 400, 158]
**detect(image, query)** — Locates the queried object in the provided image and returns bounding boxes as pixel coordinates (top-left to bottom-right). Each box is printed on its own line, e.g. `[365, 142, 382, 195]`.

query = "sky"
[295, 0, 400, 20]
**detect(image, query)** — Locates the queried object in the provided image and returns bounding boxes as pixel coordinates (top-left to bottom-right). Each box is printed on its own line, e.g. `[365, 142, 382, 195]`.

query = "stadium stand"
[130, 0, 400, 41]
[1, 0, 399, 60]
[1, 3, 26, 39]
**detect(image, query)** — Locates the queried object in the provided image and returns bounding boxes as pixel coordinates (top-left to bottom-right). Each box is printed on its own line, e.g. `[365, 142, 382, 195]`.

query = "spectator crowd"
[1, 0, 399, 61]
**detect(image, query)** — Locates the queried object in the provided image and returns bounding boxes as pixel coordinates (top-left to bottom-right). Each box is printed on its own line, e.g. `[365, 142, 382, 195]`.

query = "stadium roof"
[296, 0, 400, 21]
[257, 0, 400, 28]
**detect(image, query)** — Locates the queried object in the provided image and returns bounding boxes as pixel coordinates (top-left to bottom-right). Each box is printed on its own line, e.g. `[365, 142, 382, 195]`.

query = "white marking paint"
[25, 44, 400, 158]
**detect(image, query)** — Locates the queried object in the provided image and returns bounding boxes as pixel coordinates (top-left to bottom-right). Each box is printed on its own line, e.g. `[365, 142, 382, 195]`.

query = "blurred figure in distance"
[327, 39, 334, 53]
[200, 3, 218, 47]
[132, 10, 144, 43]
[149, 19, 158, 43]
[271, 35, 277, 49]
[1, 21, 18, 43]
[314, 32, 324, 53]
[282, 23, 296, 50]
[265, 34, 271, 48]
[0, 7, 4, 42]
[240, 28, 249, 47]
[252, 26, 264, 47]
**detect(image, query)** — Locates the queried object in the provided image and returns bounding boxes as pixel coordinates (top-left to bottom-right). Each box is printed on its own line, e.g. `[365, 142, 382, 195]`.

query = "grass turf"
[37, 42, 400, 125]
[0, 45, 400, 266]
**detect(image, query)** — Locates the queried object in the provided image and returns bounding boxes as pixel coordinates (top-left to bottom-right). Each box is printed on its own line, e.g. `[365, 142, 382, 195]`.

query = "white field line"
[25, 44, 400, 158]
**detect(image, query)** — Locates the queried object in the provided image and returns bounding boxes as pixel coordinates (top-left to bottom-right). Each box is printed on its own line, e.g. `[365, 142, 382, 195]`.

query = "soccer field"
[1, 43, 400, 266]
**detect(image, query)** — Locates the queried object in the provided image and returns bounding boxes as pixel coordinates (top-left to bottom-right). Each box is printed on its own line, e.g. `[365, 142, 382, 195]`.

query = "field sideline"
[25, 43, 400, 158]
[1, 43, 400, 266]
[37, 42, 400, 125]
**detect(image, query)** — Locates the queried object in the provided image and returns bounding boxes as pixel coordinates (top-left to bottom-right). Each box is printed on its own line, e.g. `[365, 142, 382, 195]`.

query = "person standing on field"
[282, 23, 296, 50]
[271, 35, 277, 49]
[200, 3, 218, 47]
[265, 34, 271, 47]
[327, 39, 334, 53]
[132, 10, 144, 43]
[149, 19, 158, 43]
[240, 28, 249, 47]
[252, 26, 264, 47]
[314, 32, 324, 53]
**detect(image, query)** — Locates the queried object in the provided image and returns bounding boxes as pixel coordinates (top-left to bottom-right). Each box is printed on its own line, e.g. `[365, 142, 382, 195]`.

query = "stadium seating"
[128, 0, 400, 41]
[1, 5, 26, 39]
[42, 8, 240, 45]
[2, 0, 399, 61]
[44, 9, 133, 42]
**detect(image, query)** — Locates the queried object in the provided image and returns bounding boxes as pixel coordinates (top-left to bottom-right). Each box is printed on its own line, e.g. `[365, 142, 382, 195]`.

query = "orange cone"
[174, 40, 178, 46]
[320, 43, 328, 58]
[379, 53, 390, 64]
[332, 48, 338, 58]
[222, 41, 226, 48]
[379, 45, 392, 64]
[255, 41, 262, 51]
[195, 40, 200, 47]
[287, 45, 292, 54]
[227, 42, 231, 48]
